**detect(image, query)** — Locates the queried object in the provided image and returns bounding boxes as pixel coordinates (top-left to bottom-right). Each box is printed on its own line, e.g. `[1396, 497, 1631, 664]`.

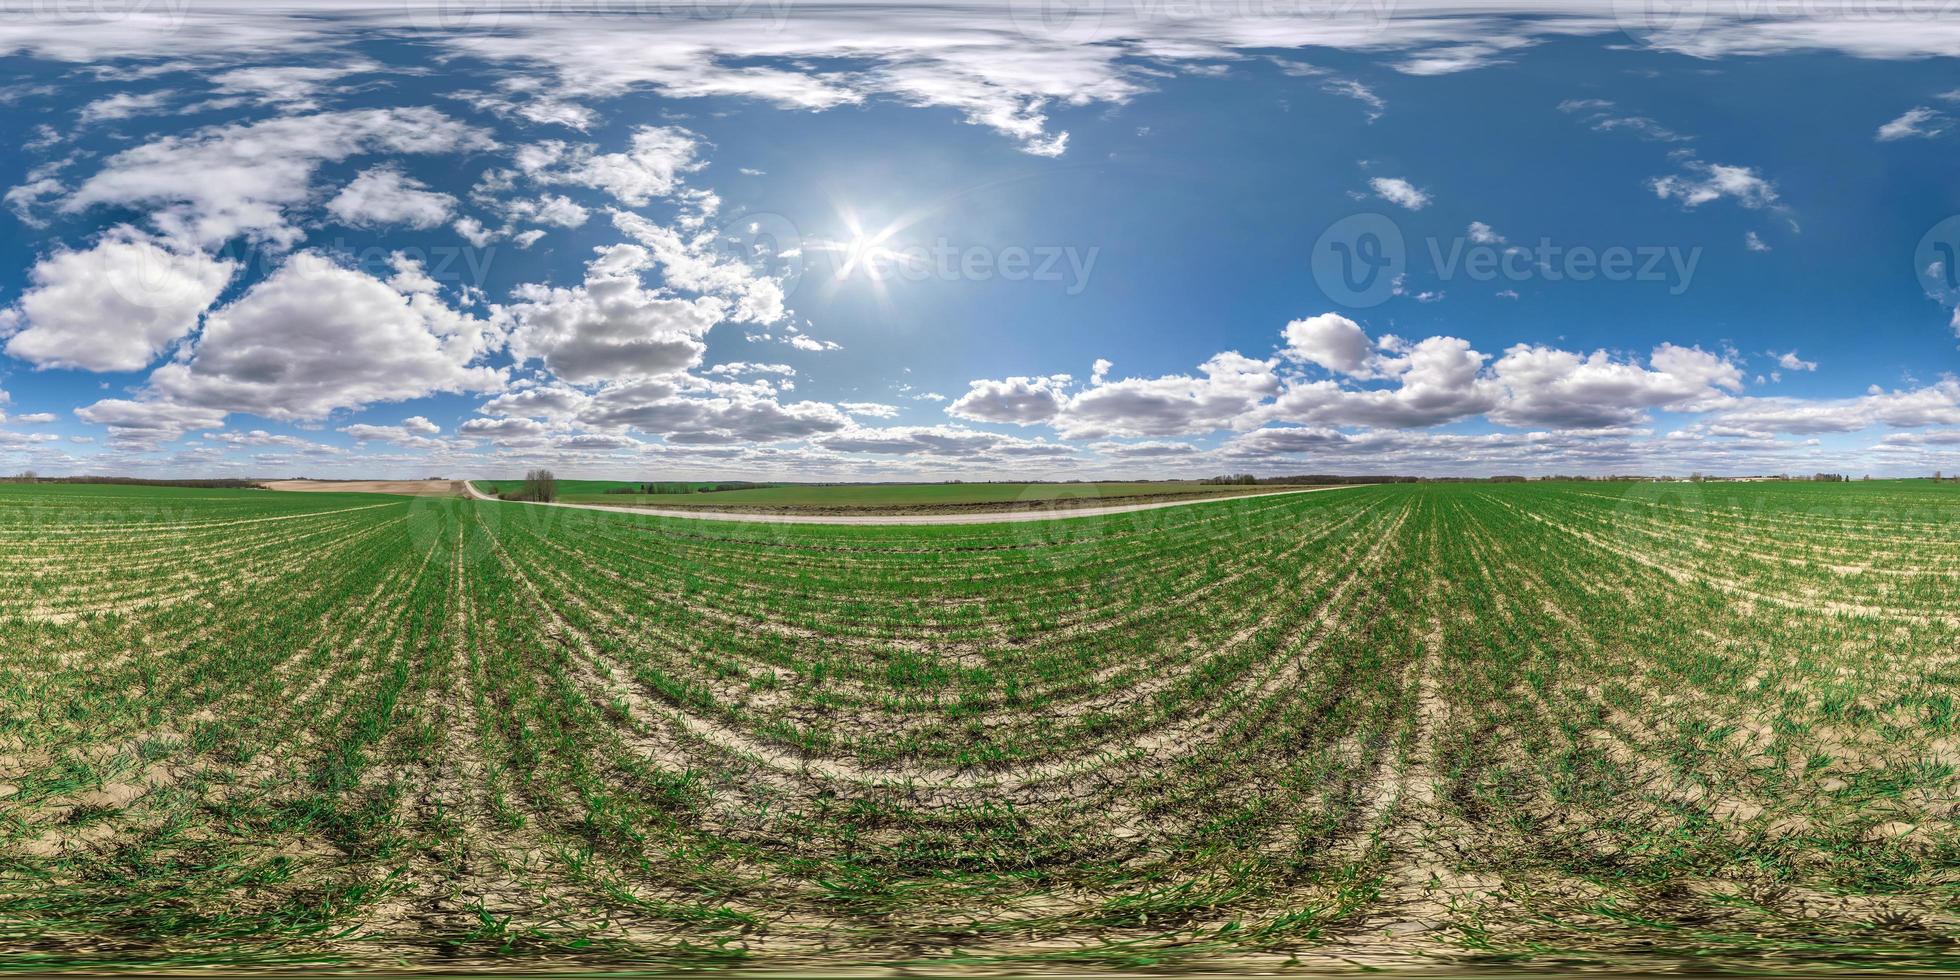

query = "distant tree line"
[602, 481, 770, 496]
[9, 474, 263, 489]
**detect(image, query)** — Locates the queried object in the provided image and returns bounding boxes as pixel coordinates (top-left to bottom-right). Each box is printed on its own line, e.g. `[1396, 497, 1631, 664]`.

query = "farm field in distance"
[2, 480, 1958, 973]
[468, 479, 1308, 514]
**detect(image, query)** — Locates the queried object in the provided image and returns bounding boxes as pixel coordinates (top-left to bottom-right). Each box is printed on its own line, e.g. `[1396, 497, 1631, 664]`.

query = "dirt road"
[461, 480, 1366, 525]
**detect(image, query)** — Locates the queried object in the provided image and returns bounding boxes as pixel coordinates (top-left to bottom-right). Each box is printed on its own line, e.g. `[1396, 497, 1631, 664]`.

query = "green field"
[3, 481, 1958, 971]
[469, 479, 1295, 513]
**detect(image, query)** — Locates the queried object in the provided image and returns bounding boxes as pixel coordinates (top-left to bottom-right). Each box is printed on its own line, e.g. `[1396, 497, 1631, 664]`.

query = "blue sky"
[1, 1, 1958, 478]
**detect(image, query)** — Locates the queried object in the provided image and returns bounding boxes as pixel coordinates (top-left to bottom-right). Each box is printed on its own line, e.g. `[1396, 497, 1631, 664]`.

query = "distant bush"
[501, 469, 558, 502]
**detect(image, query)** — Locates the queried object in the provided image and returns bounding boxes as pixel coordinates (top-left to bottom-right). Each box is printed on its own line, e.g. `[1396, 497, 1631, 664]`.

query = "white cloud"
[815, 424, 1073, 459]
[505, 244, 724, 383]
[78, 90, 172, 124]
[1283, 313, 1375, 374]
[1745, 230, 1771, 252]
[1877, 106, 1949, 141]
[453, 88, 600, 130]
[1708, 379, 1960, 434]
[1487, 342, 1742, 429]
[341, 416, 443, 447]
[63, 107, 495, 249]
[208, 62, 379, 110]
[453, 216, 497, 247]
[1467, 220, 1505, 244]
[74, 398, 227, 447]
[706, 361, 796, 377]
[480, 383, 591, 420]
[515, 126, 701, 206]
[500, 193, 590, 229]
[1322, 78, 1384, 121]
[1055, 352, 1278, 438]
[1775, 350, 1818, 372]
[1266, 336, 1499, 429]
[1651, 160, 1778, 210]
[1369, 176, 1430, 210]
[1092, 439, 1199, 458]
[5, 177, 65, 228]
[326, 167, 457, 229]
[612, 210, 789, 326]
[3, 229, 237, 372]
[787, 334, 841, 352]
[579, 377, 851, 444]
[145, 251, 505, 420]
[839, 402, 901, 418]
[946, 374, 1071, 425]
[460, 416, 551, 445]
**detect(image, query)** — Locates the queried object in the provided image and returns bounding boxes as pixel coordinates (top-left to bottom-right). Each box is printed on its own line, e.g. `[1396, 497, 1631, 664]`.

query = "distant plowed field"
[2, 481, 1957, 972]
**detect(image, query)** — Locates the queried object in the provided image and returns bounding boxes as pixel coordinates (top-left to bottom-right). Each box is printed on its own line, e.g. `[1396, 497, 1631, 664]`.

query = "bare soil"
[261, 480, 465, 497]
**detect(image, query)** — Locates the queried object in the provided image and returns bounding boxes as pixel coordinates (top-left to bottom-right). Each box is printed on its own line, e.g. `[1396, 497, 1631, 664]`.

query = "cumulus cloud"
[1092, 439, 1200, 458]
[3, 229, 237, 372]
[613, 210, 789, 326]
[326, 167, 457, 229]
[505, 243, 724, 383]
[515, 125, 701, 206]
[578, 376, 850, 444]
[74, 398, 228, 447]
[62, 107, 494, 249]
[1707, 379, 1960, 434]
[460, 416, 552, 445]
[341, 416, 443, 447]
[209, 62, 380, 110]
[1369, 176, 1430, 210]
[1775, 350, 1818, 372]
[78, 90, 173, 124]
[480, 383, 591, 419]
[453, 88, 600, 130]
[1056, 352, 1279, 438]
[1487, 342, 1742, 429]
[946, 374, 1071, 425]
[815, 424, 1073, 459]
[1282, 313, 1375, 374]
[707, 361, 795, 377]
[145, 251, 505, 420]
[1267, 335, 1499, 428]
[1650, 160, 1778, 210]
